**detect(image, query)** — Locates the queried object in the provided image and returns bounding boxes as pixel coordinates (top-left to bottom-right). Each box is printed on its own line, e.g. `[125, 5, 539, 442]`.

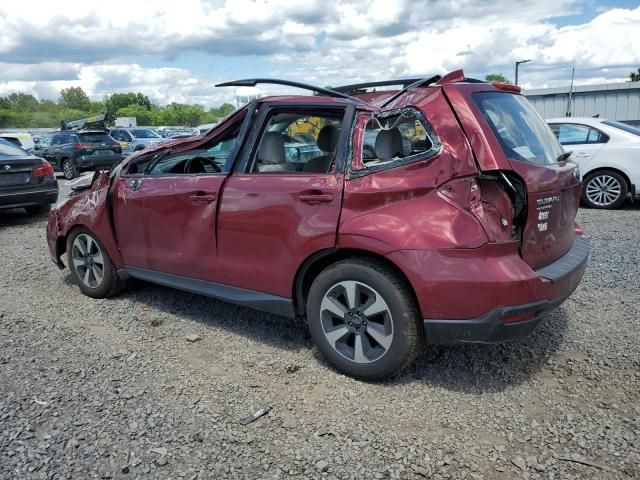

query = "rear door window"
[549, 124, 608, 145]
[78, 132, 114, 144]
[474, 92, 564, 165]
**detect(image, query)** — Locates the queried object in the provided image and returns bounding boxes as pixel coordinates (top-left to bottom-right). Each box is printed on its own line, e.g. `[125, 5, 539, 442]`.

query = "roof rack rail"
[333, 78, 424, 94]
[379, 75, 442, 108]
[215, 78, 366, 104]
[60, 113, 111, 131]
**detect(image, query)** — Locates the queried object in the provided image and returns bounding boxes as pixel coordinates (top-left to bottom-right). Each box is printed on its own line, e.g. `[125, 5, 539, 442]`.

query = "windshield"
[79, 132, 114, 143]
[475, 92, 564, 165]
[0, 139, 29, 157]
[602, 120, 640, 136]
[131, 129, 160, 139]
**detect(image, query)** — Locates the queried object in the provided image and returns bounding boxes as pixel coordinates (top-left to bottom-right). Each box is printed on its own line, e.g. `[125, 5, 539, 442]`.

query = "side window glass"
[557, 124, 590, 144]
[587, 128, 607, 143]
[113, 130, 130, 142]
[39, 136, 52, 147]
[251, 111, 344, 174]
[145, 123, 242, 175]
[51, 135, 62, 145]
[360, 108, 437, 168]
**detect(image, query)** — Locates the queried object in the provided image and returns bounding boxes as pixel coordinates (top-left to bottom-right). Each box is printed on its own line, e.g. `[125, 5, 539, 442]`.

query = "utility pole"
[566, 67, 575, 117]
[515, 59, 531, 85]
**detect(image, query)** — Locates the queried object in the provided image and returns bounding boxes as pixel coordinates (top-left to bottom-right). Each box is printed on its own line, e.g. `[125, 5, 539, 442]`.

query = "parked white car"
[547, 117, 640, 209]
[0, 132, 35, 151]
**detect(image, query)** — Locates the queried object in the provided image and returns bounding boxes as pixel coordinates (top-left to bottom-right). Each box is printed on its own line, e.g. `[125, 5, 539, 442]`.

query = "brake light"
[492, 82, 521, 93]
[73, 143, 91, 149]
[32, 161, 55, 177]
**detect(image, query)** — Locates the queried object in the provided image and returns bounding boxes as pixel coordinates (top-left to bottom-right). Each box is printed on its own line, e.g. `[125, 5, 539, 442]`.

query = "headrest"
[317, 125, 340, 153]
[374, 128, 403, 160]
[258, 132, 285, 164]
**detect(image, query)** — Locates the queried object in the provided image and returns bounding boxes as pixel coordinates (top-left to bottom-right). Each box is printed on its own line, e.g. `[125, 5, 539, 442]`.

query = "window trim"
[549, 122, 610, 146]
[348, 107, 442, 178]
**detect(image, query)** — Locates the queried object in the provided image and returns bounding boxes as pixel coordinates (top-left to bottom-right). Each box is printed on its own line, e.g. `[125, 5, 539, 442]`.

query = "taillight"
[439, 174, 525, 242]
[32, 161, 55, 177]
[73, 143, 91, 149]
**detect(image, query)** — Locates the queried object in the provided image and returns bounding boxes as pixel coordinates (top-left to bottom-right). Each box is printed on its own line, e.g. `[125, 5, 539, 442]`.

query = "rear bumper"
[0, 187, 58, 210]
[387, 235, 590, 344]
[423, 236, 589, 344]
[423, 290, 575, 344]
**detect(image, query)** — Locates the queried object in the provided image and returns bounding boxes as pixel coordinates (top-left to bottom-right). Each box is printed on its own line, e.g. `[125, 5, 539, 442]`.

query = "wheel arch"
[583, 166, 632, 192]
[56, 223, 97, 260]
[293, 248, 419, 316]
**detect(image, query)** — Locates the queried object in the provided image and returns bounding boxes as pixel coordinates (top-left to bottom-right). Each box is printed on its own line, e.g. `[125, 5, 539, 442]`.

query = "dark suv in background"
[33, 131, 122, 180]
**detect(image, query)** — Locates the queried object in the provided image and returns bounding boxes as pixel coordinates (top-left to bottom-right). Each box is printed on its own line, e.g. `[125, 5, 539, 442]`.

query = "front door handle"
[298, 192, 334, 204]
[189, 192, 216, 204]
[574, 152, 590, 158]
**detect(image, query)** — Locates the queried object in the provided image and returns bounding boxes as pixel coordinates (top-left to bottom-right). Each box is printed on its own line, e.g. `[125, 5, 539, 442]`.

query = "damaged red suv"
[46, 71, 589, 379]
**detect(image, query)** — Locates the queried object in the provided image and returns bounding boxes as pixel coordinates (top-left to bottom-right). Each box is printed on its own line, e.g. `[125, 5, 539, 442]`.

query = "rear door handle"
[574, 152, 590, 158]
[189, 192, 216, 204]
[298, 192, 334, 204]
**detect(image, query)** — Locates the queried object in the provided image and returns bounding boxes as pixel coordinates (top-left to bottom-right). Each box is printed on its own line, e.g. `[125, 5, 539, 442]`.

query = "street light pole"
[515, 59, 531, 85]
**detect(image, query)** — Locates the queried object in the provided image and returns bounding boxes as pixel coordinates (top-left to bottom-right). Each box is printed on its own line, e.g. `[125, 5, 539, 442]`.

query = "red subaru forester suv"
[47, 71, 589, 379]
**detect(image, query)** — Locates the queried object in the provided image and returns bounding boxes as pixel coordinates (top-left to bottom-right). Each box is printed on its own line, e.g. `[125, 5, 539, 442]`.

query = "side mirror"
[33, 138, 41, 144]
[285, 146, 301, 162]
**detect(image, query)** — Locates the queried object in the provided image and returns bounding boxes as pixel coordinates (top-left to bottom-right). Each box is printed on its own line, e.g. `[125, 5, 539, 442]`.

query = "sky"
[0, 0, 639, 108]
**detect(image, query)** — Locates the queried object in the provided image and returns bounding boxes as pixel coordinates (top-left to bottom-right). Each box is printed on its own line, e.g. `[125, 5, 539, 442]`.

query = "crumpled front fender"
[46, 172, 124, 269]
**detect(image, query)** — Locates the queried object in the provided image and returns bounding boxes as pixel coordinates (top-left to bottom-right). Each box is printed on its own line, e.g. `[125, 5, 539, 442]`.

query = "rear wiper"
[556, 151, 572, 162]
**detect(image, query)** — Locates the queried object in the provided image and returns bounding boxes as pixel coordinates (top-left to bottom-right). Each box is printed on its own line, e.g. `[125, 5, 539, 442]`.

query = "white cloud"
[0, 1, 638, 105]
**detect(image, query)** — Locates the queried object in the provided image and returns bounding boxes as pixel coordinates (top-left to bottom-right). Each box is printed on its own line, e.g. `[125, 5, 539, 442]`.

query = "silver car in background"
[109, 127, 169, 155]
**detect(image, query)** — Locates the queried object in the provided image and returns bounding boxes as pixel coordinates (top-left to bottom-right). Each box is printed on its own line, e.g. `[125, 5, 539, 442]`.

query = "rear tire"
[582, 170, 627, 209]
[62, 158, 78, 180]
[25, 204, 50, 215]
[306, 258, 422, 380]
[66, 227, 125, 298]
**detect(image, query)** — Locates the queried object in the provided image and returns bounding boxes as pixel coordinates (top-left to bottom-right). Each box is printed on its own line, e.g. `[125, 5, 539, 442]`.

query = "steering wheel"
[184, 156, 221, 174]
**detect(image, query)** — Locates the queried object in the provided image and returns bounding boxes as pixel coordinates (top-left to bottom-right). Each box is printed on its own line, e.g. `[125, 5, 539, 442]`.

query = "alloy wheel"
[63, 160, 74, 180]
[71, 234, 105, 288]
[585, 174, 622, 207]
[320, 280, 394, 364]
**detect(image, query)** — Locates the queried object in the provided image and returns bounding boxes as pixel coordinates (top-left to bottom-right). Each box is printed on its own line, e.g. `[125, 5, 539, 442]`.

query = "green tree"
[630, 68, 640, 82]
[156, 103, 205, 126]
[115, 104, 156, 126]
[59, 87, 91, 111]
[484, 73, 510, 83]
[5, 92, 39, 111]
[105, 92, 151, 113]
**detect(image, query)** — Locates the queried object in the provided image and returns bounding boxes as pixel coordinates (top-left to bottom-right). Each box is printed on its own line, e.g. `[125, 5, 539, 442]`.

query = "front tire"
[66, 227, 124, 298]
[582, 170, 628, 209]
[307, 259, 422, 380]
[62, 158, 78, 180]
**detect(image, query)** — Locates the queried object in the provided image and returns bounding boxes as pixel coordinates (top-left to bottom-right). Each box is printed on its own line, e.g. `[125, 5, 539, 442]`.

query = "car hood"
[66, 172, 99, 191]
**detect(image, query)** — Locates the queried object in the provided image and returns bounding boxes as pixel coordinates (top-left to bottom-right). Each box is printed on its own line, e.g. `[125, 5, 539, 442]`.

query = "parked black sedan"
[0, 139, 58, 215]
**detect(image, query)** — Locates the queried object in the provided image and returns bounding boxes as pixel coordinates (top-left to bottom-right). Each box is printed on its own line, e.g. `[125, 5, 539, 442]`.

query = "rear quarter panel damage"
[339, 87, 485, 253]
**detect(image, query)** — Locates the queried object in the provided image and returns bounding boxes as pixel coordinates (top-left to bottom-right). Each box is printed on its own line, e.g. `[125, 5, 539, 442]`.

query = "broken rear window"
[360, 108, 439, 169]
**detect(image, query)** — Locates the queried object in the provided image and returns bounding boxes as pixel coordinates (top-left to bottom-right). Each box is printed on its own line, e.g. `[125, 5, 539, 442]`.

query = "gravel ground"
[1, 180, 639, 480]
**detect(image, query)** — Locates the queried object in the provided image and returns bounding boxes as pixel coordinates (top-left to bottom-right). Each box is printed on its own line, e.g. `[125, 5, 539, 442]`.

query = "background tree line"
[0, 86, 235, 128]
